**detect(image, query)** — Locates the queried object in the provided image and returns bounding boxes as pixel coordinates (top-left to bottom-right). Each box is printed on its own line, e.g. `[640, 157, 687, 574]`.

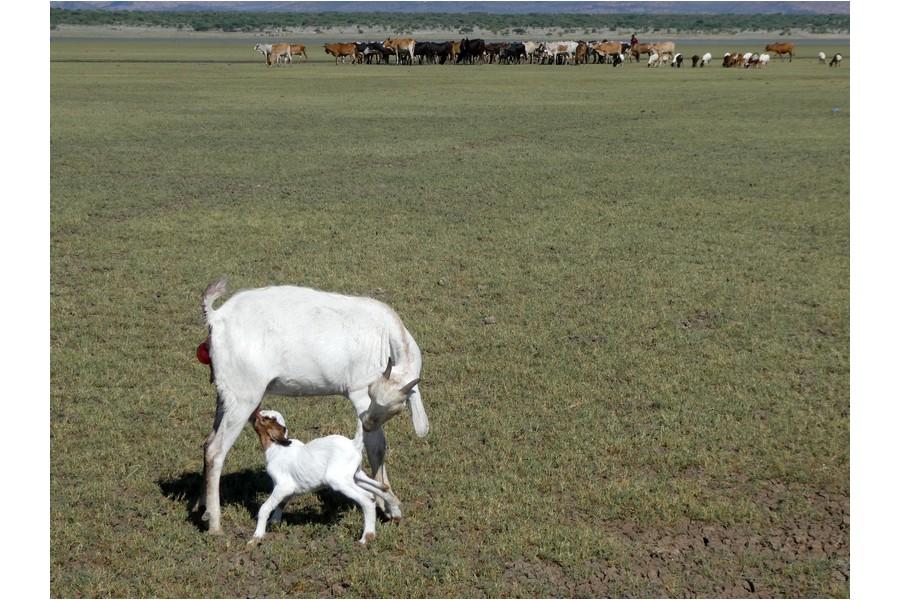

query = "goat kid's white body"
[254, 429, 390, 543]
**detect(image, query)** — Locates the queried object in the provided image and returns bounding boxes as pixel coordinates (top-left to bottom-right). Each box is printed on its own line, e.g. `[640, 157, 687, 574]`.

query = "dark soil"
[504, 480, 848, 598]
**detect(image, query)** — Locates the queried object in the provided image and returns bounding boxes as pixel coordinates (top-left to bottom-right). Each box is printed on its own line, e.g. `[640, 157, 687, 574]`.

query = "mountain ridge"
[49, 1, 850, 15]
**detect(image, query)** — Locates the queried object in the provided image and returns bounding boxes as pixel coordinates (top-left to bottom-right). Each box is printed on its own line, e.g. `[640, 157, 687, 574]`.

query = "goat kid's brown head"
[363, 357, 420, 432]
[253, 410, 291, 448]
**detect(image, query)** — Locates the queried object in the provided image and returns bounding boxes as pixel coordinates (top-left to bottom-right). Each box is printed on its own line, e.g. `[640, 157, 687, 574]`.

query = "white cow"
[547, 40, 579, 64]
[524, 41, 543, 63]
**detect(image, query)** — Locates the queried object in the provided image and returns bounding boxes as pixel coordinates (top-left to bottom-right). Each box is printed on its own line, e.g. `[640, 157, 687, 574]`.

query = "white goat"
[701, 52, 712, 66]
[249, 410, 393, 545]
[818, 51, 827, 63]
[759, 53, 771, 67]
[830, 53, 843, 67]
[197, 278, 427, 534]
[647, 52, 659, 67]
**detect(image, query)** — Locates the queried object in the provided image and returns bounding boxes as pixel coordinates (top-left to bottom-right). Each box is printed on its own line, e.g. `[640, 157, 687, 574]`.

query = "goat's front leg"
[363, 427, 403, 521]
[348, 390, 403, 520]
[250, 484, 294, 544]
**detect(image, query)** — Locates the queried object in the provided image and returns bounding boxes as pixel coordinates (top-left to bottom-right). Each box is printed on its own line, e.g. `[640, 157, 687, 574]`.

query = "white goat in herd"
[196, 278, 427, 535]
[249, 409, 393, 545]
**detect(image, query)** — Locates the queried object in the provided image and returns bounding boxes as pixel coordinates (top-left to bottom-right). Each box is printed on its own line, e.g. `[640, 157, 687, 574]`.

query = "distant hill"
[49, 1, 850, 15]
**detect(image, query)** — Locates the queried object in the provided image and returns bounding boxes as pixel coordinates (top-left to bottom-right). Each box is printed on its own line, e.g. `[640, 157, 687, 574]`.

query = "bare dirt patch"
[502, 481, 847, 598]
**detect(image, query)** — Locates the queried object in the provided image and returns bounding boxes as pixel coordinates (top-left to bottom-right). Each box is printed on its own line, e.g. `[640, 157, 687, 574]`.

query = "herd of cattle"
[253, 39, 844, 69]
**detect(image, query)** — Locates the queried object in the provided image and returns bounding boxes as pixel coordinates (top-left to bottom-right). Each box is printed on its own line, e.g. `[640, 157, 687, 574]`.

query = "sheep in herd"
[195, 278, 427, 534]
[830, 53, 843, 67]
[248, 410, 394, 545]
[818, 51, 827, 63]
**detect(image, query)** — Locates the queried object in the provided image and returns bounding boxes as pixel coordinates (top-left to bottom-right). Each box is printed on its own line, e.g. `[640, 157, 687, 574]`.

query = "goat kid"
[249, 410, 394, 545]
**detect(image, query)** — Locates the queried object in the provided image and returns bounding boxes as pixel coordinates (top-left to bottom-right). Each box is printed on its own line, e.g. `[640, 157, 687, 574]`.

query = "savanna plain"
[50, 37, 849, 598]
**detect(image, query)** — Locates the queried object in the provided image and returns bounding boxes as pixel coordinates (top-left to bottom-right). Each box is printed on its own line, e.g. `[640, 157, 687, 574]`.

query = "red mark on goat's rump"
[196, 339, 211, 365]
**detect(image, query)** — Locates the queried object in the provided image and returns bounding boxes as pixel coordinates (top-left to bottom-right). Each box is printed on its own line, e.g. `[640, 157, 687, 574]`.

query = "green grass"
[51, 38, 849, 597]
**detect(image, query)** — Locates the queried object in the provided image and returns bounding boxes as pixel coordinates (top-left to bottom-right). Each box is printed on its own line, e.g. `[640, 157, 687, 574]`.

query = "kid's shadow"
[158, 470, 357, 531]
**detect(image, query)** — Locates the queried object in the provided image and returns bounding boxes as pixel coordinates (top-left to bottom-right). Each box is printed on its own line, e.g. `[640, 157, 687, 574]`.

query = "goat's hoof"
[359, 532, 375, 545]
[247, 537, 262, 547]
[207, 526, 224, 535]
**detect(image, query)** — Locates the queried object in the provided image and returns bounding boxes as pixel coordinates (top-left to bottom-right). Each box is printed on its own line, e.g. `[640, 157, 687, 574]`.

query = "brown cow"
[450, 40, 461, 63]
[290, 44, 308, 60]
[631, 42, 655, 61]
[594, 41, 623, 57]
[574, 42, 589, 65]
[383, 38, 416, 64]
[651, 41, 676, 56]
[266, 43, 292, 66]
[765, 42, 795, 62]
[323, 43, 358, 64]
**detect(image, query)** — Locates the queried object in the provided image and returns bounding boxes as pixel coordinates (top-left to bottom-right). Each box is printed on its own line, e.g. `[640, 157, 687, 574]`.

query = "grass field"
[51, 37, 850, 598]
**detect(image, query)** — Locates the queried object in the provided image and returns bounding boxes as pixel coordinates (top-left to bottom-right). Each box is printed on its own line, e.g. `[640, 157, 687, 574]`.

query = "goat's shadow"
[158, 470, 358, 531]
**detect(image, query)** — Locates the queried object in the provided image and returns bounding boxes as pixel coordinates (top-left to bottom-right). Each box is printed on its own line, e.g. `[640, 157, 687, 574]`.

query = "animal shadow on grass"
[158, 470, 358, 531]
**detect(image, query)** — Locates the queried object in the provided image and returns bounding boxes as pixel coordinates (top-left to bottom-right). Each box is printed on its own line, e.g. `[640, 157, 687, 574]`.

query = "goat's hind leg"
[330, 478, 379, 544]
[355, 470, 401, 512]
[203, 390, 262, 534]
[193, 392, 227, 517]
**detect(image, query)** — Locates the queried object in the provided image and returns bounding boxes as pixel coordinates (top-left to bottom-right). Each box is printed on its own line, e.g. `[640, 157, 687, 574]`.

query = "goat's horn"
[383, 357, 393, 379]
[400, 378, 420, 394]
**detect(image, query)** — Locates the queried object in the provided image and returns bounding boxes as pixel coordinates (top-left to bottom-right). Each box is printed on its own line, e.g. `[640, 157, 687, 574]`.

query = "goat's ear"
[383, 357, 393, 379]
[400, 378, 420, 394]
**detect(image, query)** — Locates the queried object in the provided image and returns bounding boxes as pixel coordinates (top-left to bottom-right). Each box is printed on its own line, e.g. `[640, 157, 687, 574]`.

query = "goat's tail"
[202, 277, 228, 322]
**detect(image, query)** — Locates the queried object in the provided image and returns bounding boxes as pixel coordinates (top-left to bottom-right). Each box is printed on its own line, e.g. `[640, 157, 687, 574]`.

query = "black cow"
[416, 42, 453, 64]
[355, 41, 392, 64]
[457, 38, 486, 64]
[484, 42, 508, 64]
[499, 42, 527, 64]
[415, 41, 438, 64]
